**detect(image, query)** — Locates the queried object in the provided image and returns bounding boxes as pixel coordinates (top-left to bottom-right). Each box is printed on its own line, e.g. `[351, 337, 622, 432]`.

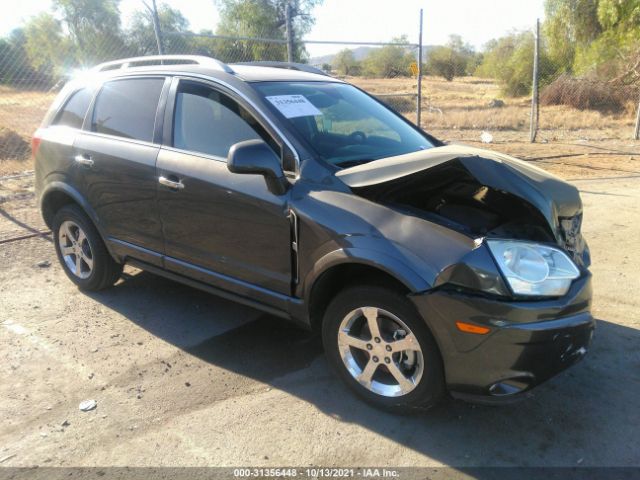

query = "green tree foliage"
[23, 13, 73, 74]
[476, 31, 555, 96]
[427, 35, 477, 81]
[544, 0, 640, 83]
[127, 4, 191, 55]
[544, 0, 602, 70]
[213, 0, 322, 62]
[0, 29, 42, 85]
[53, 0, 129, 64]
[575, 0, 640, 83]
[362, 36, 415, 77]
[332, 49, 359, 75]
[1, 0, 327, 85]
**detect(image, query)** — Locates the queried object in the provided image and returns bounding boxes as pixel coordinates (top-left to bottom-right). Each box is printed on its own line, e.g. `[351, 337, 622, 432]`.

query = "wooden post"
[285, 3, 294, 63]
[530, 18, 540, 143]
[416, 8, 423, 128]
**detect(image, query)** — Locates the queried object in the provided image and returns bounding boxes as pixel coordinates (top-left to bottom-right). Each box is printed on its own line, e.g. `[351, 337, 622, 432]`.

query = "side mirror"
[227, 140, 288, 195]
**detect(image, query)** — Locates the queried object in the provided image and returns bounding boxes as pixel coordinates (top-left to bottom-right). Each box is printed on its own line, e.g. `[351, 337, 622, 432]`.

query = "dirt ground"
[0, 141, 639, 470]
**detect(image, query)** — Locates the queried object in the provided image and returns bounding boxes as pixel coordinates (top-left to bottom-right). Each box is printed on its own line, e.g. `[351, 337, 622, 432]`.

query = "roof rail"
[234, 61, 331, 77]
[92, 55, 235, 74]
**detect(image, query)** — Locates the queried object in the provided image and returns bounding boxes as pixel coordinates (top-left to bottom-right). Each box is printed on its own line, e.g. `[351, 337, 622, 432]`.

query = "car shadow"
[87, 268, 640, 469]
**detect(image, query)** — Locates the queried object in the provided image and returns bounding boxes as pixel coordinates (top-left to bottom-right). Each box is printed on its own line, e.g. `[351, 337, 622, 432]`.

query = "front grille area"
[559, 213, 590, 267]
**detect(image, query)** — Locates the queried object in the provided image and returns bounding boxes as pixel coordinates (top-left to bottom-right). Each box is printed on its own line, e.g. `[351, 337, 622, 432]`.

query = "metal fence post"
[416, 8, 423, 128]
[143, 0, 164, 55]
[634, 97, 640, 140]
[529, 18, 540, 143]
[285, 3, 294, 63]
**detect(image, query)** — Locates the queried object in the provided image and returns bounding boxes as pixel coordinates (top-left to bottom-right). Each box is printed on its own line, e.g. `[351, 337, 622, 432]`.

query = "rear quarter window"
[52, 87, 95, 129]
[91, 78, 164, 142]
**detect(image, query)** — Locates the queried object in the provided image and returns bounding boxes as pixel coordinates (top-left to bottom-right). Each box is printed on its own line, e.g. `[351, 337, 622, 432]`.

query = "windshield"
[252, 81, 434, 168]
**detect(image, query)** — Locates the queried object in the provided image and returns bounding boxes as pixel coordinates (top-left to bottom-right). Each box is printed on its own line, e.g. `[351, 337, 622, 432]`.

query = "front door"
[156, 79, 292, 296]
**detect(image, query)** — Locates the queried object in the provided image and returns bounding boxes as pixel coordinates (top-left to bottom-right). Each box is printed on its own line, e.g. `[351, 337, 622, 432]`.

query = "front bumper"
[410, 274, 594, 402]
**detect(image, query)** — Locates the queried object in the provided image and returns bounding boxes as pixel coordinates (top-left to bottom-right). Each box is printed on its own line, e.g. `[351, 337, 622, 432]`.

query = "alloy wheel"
[337, 306, 424, 397]
[58, 220, 94, 279]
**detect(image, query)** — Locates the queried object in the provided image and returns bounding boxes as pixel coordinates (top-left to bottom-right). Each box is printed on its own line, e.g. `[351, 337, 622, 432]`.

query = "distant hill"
[309, 45, 435, 67]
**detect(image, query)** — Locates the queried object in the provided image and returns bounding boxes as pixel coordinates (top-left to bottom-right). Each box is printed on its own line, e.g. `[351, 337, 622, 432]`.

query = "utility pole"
[529, 18, 540, 143]
[416, 8, 423, 128]
[143, 0, 164, 55]
[285, 3, 294, 63]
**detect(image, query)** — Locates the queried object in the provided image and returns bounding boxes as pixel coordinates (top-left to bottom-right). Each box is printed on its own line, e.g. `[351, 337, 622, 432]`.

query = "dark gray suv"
[34, 55, 594, 412]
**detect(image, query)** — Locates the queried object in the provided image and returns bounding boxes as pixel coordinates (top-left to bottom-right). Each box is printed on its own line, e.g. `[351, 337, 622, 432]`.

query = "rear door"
[156, 78, 293, 296]
[37, 85, 96, 203]
[73, 76, 169, 262]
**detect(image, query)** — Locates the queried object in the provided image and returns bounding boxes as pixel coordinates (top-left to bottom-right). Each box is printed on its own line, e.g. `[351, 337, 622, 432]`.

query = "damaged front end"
[336, 144, 590, 270]
[334, 144, 590, 300]
[334, 144, 593, 399]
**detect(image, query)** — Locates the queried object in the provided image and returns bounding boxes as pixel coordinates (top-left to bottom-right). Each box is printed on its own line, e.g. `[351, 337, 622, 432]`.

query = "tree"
[362, 36, 415, 77]
[544, 0, 602, 70]
[0, 29, 44, 86]
[544, 0, 640, 82]
[332, 49, 358, 76]
[53, 0, 129, 65]
[23, 14, 73, 79]
[127, 4, 191, 55]
[476, 31, 556, 96]
[574, 0, 640, 82]
[427, 35, 476, 81]
[213, 0, 323, 62]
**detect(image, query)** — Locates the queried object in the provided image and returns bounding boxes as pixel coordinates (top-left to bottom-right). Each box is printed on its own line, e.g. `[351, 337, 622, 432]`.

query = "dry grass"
[350, 75, 638, 138]
[0, 86, 55, 175]
[0, 86, 54, 138]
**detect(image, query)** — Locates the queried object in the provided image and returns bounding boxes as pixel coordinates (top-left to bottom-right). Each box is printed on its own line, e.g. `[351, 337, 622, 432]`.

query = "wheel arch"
[40, 182, 116, 261]
[40, 182, 101, 232]
[304, 250, 431, 333]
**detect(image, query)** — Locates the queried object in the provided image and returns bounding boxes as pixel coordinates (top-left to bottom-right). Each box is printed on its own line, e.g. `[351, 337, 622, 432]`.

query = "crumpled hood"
[335, 144, 583, 241]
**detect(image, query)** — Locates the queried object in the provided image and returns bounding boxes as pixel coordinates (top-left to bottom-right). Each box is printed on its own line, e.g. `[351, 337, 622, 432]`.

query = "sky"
[0, 0, 546, 57]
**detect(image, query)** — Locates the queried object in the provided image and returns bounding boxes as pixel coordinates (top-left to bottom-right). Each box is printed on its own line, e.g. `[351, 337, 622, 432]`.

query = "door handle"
[159, 176, 185, 190]
[74, 154, 94, 167]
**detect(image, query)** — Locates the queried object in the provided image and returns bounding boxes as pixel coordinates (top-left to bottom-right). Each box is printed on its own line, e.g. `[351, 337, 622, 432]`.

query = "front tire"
[322, 286, 445, 413]
[53, 205, 122, 291]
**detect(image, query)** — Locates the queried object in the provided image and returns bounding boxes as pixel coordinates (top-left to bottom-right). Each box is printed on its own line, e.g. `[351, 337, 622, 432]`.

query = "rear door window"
[92, 78, 164, 142]
[53, 88, 95, 129]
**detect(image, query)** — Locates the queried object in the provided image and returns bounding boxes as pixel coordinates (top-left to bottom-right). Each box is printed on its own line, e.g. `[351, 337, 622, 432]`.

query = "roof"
[89, 55, 341, 83]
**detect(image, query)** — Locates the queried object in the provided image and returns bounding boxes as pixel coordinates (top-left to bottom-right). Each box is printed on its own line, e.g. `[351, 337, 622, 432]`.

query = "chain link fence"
[2, 8, 640, 180]
[0, 30, 424, 178]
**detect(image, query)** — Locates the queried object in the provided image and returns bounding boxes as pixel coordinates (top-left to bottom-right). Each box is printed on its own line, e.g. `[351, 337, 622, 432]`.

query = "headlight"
[486, 240, 580, 297]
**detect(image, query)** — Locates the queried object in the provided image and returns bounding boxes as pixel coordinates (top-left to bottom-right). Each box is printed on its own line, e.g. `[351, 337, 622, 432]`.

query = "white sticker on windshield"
[266, 95, 322, 118]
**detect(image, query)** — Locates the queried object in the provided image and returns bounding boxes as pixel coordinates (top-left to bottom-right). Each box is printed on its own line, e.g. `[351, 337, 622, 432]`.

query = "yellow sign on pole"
[410, 62, 418, 77]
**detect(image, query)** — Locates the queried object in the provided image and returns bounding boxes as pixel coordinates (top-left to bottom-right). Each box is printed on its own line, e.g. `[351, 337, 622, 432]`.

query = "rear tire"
[322, 285, 445, 413]
[53, 205, 122, 291]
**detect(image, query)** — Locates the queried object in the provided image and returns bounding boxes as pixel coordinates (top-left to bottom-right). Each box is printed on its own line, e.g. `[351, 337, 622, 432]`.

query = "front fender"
[301, 245, 431, 303]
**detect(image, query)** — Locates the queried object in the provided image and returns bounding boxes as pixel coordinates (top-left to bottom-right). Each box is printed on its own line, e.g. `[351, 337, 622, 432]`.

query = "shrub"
[476, 31, 558, 97]
[540, 74, 638, 113]
[377, 96, 414, 113]
[0, 128, 30, 161]
[426, 36, 478, 82]
[362, 37, 415, 78]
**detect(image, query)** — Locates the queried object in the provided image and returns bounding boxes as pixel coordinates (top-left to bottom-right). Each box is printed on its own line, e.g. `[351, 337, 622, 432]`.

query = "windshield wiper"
[334, 159, 376, 168]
